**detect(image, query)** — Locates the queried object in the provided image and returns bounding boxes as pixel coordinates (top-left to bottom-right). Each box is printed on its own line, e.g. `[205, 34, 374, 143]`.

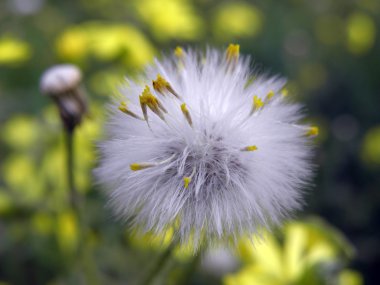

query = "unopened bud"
[40, 64, 87, 132]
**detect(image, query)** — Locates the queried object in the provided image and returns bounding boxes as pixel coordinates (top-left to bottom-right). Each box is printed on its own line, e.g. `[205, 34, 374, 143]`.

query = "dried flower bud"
[40, 64, 87, 132]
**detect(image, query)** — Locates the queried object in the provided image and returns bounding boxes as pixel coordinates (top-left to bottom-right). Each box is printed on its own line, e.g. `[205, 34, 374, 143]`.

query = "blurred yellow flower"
[3, 155, 44, 205]
[56, 211, 78, 254]
[224, 218, 358, 285]
[133, 0, 203, 41]
[56, 22, 155, 68]
[56, 28, 87, 61]
[339, 270, 363, 285]
[212, 2, 263, 40]
[361, 126, 380, 166]
[1, 115, 39, 150]
[346, 12, 376, 55]
[0, 36, 31, 65]
[1, 104, 103, 210]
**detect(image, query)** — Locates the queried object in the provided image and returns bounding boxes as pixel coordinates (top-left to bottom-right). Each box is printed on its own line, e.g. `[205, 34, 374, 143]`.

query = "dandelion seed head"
[95, 45, 316, 247]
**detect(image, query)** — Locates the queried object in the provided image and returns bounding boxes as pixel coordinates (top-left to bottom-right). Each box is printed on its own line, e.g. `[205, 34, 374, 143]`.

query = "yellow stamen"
[152, 75, 168, 93]
[242, 145, 258, 151]
[152, 75, 180, 99]
[183, 177, 191, 189]
[265, 90, 275, 102]
[281, 88, 289, 97]
[174, 46, 184, 58]
[118, 101, 143, 120]
[251, 95, 264, 114]
[130, 154, 176, 172]
[139, 86, 167, 121]
[118, 101, 127, 112]
[180, 103, 192, 126]
[306, 126, 319, 137]
[183, 167, 196, 189]
[130, 163, 154, 171]
[226, 43, 240, 63]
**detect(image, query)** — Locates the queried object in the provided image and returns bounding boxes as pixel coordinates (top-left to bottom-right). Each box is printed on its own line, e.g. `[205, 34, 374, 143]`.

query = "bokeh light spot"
[1, 115, 39, 150]
[361, 126, 380, 166]
[212, 2, 263, 40]
[0, 36, 31, 65]
[134, 0, 203, 41]
[56, 23, 155, 68]
[346, 12, 376, 55]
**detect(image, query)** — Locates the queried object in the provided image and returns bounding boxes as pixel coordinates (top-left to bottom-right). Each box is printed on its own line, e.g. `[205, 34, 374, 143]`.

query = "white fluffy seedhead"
[96, 45, 317, 248]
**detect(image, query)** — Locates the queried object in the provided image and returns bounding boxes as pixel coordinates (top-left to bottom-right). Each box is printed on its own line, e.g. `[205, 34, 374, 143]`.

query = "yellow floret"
[226, 43, 240, 62]
[306, 126, 319, 137]
[118, 101, 128, 113]
[265, 90, 275, 101]
[244, 145, 258, 151]
[175, 46, 184, 58]
[253, 95, 264, 111]
[183, 177, 191, 189]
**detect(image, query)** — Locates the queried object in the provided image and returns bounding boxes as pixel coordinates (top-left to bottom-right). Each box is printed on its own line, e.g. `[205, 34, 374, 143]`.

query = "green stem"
[66, 129, 99, 285]
[81, 241, 101, 285]
[178, 248, 203, 285]
[138, 239, 177, 285]
[66, 129, 79, 210]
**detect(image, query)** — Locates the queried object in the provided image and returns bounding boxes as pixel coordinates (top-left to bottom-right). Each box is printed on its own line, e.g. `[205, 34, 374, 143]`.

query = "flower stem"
[66, 128, 100, 285]
[66, 129, 79, 210]
[138, 239, 177, 285]
[178, 248, 204, 285]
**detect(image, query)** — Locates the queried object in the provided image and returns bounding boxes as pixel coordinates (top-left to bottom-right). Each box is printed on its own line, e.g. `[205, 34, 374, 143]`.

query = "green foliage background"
[0, 0, 379, 284]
